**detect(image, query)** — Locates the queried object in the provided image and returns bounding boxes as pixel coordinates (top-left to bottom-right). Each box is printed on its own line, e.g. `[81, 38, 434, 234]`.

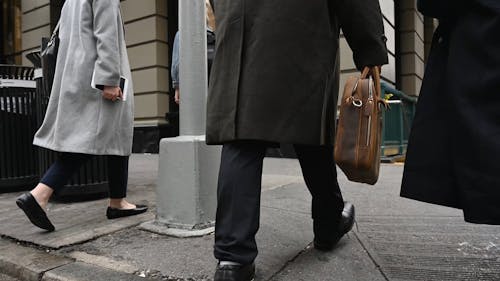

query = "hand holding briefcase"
[335, 66, 387, 185]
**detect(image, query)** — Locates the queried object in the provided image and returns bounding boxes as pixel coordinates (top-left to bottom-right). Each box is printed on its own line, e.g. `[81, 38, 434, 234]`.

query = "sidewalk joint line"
[1, 235, 54, 252]
[264, 182, 301, 192]
[260, 205, 310, 216]
[352, 232, 390, 281]
[1, 220, 144, 251]
[38, 261, 77, 281]
[264, 242, 312, 281]
[0, 236, 76, 281]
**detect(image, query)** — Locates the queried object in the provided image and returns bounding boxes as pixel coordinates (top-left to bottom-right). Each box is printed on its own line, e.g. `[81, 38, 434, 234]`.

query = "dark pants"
[40, 153, 129, 199]
[214, 142, 344, 264]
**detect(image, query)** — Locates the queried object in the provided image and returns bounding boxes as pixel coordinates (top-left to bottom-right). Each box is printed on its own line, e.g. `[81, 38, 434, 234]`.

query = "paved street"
[1, 154, 499, 281]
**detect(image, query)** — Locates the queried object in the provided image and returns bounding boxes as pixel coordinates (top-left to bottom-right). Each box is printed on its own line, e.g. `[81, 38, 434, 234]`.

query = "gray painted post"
[179, 0, 208, 135]
[141, 0, 221, 236]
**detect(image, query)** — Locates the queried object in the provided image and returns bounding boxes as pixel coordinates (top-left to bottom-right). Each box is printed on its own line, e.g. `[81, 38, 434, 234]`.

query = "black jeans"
[214, 142, 344, 264]
[40, 153, 129, 199]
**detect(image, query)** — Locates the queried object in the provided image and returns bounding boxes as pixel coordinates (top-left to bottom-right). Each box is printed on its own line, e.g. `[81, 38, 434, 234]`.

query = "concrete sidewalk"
[1, 154, 499, 281]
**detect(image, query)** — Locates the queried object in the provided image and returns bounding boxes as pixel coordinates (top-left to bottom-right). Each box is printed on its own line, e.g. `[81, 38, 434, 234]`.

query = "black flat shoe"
[16, 193, 55, 232]
[214, 262, 255, 281]
[314, 202, 355, 251]
[106, 204, 148, 219]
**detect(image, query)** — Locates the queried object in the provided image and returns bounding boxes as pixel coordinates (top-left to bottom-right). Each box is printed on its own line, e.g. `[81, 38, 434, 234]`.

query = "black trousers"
[214, 142, 344, 264]
[40, 153, 129, 199]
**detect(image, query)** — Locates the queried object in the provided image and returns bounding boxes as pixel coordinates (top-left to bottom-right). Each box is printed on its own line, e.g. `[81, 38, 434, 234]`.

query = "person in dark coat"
[206, 0, 388, 280]
[401, 0, 500, 225]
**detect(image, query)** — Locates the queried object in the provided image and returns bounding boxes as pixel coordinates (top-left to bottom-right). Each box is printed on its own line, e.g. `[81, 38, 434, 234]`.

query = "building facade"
[1, 0, 436, 153]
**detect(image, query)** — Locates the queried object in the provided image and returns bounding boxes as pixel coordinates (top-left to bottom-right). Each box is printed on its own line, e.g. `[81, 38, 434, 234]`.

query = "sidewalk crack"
[264, 242, 312, 281]
[260, 205, 310, 216]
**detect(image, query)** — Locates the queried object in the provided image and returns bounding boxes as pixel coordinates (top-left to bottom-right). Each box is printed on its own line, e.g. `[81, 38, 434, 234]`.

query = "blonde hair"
[206, 0, 216, 31]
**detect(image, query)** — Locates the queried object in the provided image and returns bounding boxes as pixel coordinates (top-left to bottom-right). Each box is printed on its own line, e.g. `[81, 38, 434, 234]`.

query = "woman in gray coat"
[15, 0, 147, 232]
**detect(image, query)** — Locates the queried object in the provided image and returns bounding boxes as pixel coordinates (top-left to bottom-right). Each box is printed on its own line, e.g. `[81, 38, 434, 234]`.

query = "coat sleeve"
[335, 0, 388, 70]
[92, 0, 121, 87]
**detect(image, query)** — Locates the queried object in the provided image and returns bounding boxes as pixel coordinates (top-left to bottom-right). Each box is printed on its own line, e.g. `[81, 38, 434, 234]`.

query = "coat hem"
[33, 139, 131, 156]
[400, 191, 461, 210]
[464, 215, 500, 226]
[400, 168, 462, 210]
[401, 192, 500, 225]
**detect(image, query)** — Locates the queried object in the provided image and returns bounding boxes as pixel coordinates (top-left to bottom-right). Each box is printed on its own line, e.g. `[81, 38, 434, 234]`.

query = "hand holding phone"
[91, 71, 129, 101]
[102, 86, 123, 101]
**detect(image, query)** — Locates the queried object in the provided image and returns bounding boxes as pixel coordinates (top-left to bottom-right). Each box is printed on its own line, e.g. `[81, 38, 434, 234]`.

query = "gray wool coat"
[206, 0, 388, 145]
[33, 0, 134, 156]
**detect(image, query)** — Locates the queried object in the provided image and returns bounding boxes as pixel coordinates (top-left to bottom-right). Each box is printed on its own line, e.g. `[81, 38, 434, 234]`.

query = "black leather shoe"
[16, 193, 55, 232]
[214, 262, 255, 281]
[314, 202, 355, 251]
[106, 204, 148, 219]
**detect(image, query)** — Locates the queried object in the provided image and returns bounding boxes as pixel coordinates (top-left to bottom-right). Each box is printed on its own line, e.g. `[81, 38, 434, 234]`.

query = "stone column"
[21, 0, 51, 66]
[397, 0, 425, 97]
[120, 0, 169, 153]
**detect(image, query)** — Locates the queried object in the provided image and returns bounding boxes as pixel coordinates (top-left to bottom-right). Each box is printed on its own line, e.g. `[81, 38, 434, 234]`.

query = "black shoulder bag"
[41, 21, 60, 96]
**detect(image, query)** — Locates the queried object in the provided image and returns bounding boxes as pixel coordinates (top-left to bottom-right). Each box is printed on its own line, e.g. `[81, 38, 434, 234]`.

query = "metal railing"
[380, 82, 417, 161]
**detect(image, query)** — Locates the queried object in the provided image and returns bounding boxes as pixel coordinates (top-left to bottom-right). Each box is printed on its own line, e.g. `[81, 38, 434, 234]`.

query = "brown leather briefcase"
[335, 67, 386, 185]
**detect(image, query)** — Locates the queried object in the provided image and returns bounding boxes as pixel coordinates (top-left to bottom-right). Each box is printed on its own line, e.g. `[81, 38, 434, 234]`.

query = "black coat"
[206, 0, 388, 145]
[401, 0, 500, 224]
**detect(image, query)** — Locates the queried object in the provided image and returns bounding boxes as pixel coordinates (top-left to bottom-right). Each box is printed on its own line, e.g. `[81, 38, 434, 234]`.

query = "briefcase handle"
[360, 66, 381, 98]
[361, 66, 388, 109]
[345, 66, 387, 108]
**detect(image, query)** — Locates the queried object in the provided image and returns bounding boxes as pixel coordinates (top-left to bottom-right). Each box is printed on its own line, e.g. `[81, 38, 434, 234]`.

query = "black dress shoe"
[314, 202, 355, 251]
[214, 262, 255, 281]
[106, 204, 148, 219]
[16, 193, 55, 232]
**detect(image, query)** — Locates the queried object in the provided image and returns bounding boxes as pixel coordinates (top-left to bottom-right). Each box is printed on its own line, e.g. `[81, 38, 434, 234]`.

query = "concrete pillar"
[141, 0, 221, 237]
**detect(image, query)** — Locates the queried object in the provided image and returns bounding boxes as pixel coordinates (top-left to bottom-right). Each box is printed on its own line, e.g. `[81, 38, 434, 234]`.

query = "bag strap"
[49, 21, 60, 42]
